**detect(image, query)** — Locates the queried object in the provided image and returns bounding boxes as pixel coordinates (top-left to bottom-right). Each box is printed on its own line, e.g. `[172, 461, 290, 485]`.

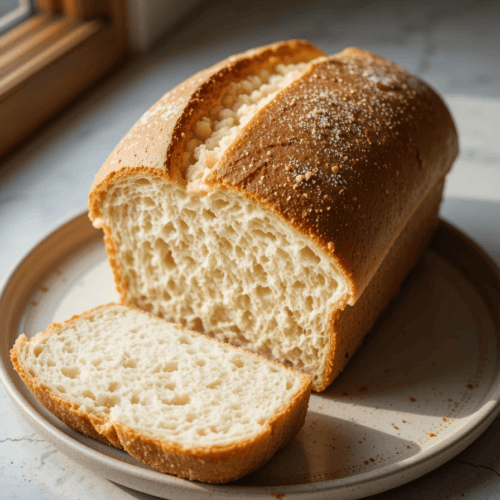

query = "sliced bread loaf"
[11, 304, 311, 483]
[89, 40, 459, 391]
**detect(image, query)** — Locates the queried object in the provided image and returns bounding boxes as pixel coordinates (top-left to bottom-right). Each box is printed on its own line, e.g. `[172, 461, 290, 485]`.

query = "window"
[0, 0, 33, 36]
[0, 0, 127, 157]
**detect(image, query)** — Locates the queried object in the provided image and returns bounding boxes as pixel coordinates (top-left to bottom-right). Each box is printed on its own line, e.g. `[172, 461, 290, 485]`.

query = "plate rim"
[1, 211, 500, 499]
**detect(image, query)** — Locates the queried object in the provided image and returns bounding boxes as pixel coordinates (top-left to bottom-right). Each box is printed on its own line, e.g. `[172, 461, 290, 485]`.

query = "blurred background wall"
[127, 0, 499, 100]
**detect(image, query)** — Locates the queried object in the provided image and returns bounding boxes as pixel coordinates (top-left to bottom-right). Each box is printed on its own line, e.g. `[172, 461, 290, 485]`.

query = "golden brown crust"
[318, 178, 445, 390]
[10, 304, 311, 483]
[209, 47, 458, 302]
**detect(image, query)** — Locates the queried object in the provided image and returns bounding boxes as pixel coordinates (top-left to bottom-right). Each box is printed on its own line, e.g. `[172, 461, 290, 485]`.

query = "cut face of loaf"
[89, 40, 459, 391]
[11, 305, 311, 483]
[102, 179, 346, 388]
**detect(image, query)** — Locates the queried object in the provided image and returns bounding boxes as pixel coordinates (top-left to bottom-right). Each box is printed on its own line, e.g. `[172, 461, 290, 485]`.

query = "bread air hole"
[122, 359, 137, 369]
[61, 366, 80, 379]
[156, 380, 176, 391]
[98, 394, 120, 409]
[143, 196, 155, 207]
[162, 394, 189, 406]
[202, 208, 216, 220]
[161, 222, 176, 238]
[252, 263, 267, 281]
[207, 379, 222, 389]
[158, 421, 178, 431]
[108, 381, 121, 392]
[162, 361, 178, 372]
[192, 317, 204, 332]
[185, 412, 196, 423]
[211, 199, 230, 212]
[82, 390, 96, 400]
[231, 358, 244, 369]
[184, 208, 196, 219]
[255, 285, 272, 300]
[33, 344, 44, 358]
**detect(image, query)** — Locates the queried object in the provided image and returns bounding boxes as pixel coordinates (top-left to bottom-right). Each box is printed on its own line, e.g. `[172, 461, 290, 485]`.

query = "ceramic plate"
[1, 212, 500, 500]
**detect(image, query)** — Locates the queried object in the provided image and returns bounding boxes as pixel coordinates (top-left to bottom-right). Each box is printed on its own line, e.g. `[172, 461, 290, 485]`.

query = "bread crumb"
[332, 166, 339, 173]
[296, 175, 305, 183]
[305, 171, 315, 180]
[285, 165, 294, 172]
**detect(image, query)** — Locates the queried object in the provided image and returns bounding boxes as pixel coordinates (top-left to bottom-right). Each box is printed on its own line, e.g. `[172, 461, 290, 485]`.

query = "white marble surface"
[1, 0, 499, 498]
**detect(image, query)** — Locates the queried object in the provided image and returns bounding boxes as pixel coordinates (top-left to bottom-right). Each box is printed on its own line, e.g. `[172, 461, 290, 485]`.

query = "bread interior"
[102, 177, 346, 388]
[17, 306, 304, 447]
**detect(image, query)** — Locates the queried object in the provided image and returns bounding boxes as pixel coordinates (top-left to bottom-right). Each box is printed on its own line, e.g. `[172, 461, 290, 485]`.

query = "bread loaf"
[11, 304, 311, 483]
[89, 40, 459, 391]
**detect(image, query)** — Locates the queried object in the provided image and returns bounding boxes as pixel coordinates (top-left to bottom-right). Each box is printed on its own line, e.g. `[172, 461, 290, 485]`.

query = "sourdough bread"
[11, 304, 311, 483]
[89, 40, 459, 391]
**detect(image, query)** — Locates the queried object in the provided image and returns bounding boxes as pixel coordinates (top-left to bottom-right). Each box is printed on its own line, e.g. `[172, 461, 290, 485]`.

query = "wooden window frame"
[0, 0, 127, 157]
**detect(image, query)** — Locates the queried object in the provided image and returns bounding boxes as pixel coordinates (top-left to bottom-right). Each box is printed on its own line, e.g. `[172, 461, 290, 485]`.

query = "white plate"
[1, 212, 500, 500]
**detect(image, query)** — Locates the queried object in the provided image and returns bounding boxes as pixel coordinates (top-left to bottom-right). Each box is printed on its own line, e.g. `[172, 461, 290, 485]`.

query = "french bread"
[89, 40, 459, 391]
[11, 304, 311, 483]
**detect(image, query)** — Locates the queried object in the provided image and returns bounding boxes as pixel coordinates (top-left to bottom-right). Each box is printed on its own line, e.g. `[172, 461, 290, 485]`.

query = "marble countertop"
[1, 1, 499, 498]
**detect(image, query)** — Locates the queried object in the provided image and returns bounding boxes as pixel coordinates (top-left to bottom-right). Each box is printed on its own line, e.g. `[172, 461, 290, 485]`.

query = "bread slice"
[89, 40, 459, 391]
[10, 304, 311, 483]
